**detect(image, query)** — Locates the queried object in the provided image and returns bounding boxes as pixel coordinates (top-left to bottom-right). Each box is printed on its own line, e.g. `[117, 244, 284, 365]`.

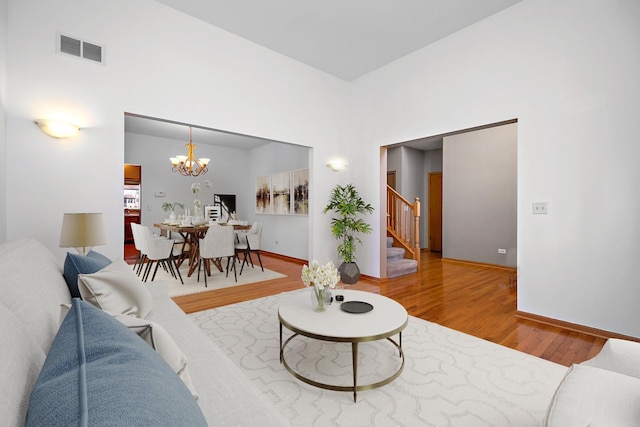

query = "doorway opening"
[383, 118, 517, 274]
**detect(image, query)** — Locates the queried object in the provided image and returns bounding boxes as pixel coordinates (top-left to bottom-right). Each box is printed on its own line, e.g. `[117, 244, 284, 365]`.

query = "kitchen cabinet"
[124, 164, 141, 184]
[124, 211, 139, 243]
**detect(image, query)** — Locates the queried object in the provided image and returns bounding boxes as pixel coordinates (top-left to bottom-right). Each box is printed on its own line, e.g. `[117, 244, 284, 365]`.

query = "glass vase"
[310, 284, 332, 312]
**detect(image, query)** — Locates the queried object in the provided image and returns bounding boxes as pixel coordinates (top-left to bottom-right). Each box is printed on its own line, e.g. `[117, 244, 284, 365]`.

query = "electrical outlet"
[532, 202, 548, 214]
[498, 248, 507, 254]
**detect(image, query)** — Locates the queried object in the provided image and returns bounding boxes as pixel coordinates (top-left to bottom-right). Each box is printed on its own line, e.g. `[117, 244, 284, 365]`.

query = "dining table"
[154, 222, 251, 278]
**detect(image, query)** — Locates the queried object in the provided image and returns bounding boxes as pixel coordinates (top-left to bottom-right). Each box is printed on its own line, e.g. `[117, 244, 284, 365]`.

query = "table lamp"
[59, 213, 107, 255]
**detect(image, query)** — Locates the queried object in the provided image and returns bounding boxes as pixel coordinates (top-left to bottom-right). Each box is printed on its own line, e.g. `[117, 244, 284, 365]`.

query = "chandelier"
[169, 126, 210, 177]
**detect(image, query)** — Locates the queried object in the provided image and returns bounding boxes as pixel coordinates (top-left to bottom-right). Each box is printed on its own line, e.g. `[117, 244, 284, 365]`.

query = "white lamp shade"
[59, 213, 106, 254]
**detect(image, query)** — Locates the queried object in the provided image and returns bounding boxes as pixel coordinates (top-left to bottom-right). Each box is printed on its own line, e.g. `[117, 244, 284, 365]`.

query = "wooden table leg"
[187, 233, 200, 277]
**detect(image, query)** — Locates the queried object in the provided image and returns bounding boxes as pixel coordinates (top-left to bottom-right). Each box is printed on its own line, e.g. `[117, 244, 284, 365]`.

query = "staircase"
[387, 237, 418, 278]
[386, 186, 420, 278]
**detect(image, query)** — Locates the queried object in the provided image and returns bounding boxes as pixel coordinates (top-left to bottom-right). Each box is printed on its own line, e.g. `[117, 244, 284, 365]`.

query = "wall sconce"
[327, 159, 348, 172]
[59, 213, 106, 255]
[35, 119, 80, 138]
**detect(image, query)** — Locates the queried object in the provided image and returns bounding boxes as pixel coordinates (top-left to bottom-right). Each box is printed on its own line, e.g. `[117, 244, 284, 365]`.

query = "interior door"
[428, 172, 442, 252]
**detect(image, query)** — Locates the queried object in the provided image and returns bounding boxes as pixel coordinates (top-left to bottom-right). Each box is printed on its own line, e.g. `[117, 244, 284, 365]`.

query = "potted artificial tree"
[162, 202, 185, 221]
[322, 183, 374, 284]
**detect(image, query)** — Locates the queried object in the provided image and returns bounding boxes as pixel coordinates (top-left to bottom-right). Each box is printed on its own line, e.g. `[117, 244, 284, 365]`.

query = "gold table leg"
[352, 342, 358, 402]
[279, 328, 405, 402]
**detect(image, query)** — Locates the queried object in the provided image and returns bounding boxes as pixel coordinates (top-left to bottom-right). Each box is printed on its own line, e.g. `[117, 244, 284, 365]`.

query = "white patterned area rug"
[189, 289, 568, 427]
[150, 262, 286, 297]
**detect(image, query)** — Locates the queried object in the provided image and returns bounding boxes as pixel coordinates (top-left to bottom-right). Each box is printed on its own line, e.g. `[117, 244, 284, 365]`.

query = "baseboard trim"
[262, 253, 384, 283]
[360, 273, 384, 283]
[260, 250, 306, 265]
[515, 310, 640, 342]
[441, 257, 516, 273]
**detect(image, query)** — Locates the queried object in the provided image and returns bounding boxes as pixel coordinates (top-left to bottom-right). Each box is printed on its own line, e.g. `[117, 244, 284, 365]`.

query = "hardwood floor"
[125, 244, 605, 367]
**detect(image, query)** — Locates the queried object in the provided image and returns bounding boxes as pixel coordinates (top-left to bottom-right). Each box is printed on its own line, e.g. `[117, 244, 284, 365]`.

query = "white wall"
[387, 146, 401, 190]
[352, 0, 640, 336]
[400, 146, 426, 249]
[0, 0, 7, 242]
[401, 147, 424, 208]
[4, 0, 349, 266]
[247, 142, 310, 259]
[442, 123, 517, 267]
[387, 145, 437, 250]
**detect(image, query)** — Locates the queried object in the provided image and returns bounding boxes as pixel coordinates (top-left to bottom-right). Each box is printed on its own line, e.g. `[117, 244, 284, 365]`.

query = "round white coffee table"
[278, 289, 408, 401]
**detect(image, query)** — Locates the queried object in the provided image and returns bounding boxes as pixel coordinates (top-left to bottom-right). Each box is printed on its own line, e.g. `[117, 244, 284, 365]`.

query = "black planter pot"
[339, 262, 360, 284]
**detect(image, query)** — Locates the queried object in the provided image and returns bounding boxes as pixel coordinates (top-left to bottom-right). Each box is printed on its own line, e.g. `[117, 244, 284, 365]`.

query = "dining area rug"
[189, 289, 568, 426]
[150, 261, 286, 297]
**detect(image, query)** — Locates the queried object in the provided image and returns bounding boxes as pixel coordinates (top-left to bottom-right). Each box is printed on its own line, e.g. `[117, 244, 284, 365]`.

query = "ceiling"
[152, 0, 523, 81]
[127, 1, 522, 148]
[125, 114, 277, 150]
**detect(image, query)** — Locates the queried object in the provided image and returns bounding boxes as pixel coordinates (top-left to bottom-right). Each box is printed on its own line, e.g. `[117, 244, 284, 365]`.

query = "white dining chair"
[198, 224, 237, 287]
[130, 223, 146, 275]
[245, 222, 263, 272]
[235, 222, 263, 274]
[139, 225, 183, 284]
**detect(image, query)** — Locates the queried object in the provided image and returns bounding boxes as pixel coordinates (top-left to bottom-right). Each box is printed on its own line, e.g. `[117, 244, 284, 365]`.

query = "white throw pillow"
[544, 364, 640, 426]
[77, 258, 153, 318]
[58, 304, 198, 400]
[113, 313, 199, 400]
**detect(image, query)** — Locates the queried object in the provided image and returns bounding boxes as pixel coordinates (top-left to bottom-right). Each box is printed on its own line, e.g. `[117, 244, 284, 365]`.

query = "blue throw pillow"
[26, 299, 206, 427]
[62, 252, 111, 298]
[86, 249, 112, 265]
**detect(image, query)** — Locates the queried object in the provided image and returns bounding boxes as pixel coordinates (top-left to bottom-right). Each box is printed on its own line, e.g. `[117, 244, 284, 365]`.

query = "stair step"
[387, 259, 418, 278]
[387, 247, 405, 262]
[386, 236, 394, 248]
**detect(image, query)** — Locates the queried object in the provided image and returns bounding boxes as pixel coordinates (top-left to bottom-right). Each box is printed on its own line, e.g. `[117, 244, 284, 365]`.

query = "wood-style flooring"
[125, 245, 605, 367]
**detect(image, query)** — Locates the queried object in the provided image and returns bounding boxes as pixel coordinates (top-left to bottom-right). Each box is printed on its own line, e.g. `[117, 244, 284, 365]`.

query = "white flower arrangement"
[301, 260, 340, 290]
[191, 182, 201, 195]
[192, 181, 213, 205]
[190, 181, 214, 214]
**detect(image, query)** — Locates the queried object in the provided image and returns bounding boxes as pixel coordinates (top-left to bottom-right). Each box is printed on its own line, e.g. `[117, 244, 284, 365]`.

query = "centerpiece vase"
[310, 284, 326, 312]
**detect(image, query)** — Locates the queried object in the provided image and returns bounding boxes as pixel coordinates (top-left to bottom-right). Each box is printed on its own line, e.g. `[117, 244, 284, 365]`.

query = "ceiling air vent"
[58, 34, 104, 64]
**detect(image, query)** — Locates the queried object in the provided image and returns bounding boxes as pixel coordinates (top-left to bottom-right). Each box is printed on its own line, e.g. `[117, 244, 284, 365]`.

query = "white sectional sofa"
[0, 238, 292, 426]
[2, 237, 640, 426]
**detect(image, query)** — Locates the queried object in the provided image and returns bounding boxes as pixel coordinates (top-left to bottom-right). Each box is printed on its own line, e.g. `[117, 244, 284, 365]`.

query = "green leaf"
[323, 184, 373, 264]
